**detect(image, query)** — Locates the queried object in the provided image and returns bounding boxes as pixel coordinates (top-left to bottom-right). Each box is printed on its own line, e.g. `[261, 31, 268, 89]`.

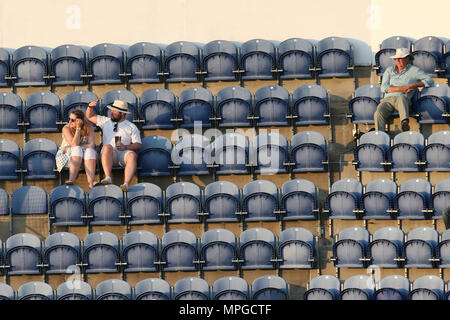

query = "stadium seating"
[252, 132, 289, 174]
[304, 275, 341, 300]
[251, 275, 288, 300]
[139, 88, 176, 129]
[22, 138, 58, 179]
[43, 232, 81, 274]
[95, 279, 132, 300]
[278, 38, 314, 79]
[201, 40, 239, 81]
[126, 42, 163, 83]
[138, 135, 174, 177]
[348, 84, 382, 124]
[375, 275, 410, 300]
[173, 277, 210, 300]
[241, 180, 279, 222]
[211, 133, 250, 175]
[126, 182, 164, 225]
[412, 36, 445, 77]
[203, 181, 240, 222]
[88, 184, 125, 226]
[215, 86, 252, 127]
[374, 36, 412, 76]
[171, 134, 211, 175]
[49, 44, 87, 86]
[165, 182, 202, 223]
[361, 178, 397, 219]
[444, 40, 450, 78]
[11, 46, 49, 87]
[56, 280, 93, 300]
[324, 178, 363, 219]
[315, 37, 353, 78]
[403, 227, 439, 268]
[280, 179, 319, 220]
[0, 48, 10, 87]
[49, 185, 87, 226]
[238, 228, 277, 269]
[253, 85, 290, 127]
[62, 90, 98, 122]
[367, 227, 404, 267]
[414, 84, 449, 124]
[353, 131, 391, 172]
[160, 229, 199, 271]
[409, 275, 444, 300]
[0, 92, 22, 133]
[177, 87, 214, 128]
[5, 233, 42, 275]
[12, 185, 48, 217]
[290, 131, 328, 172]
[437, 229, 450, 268]
[82, 231, 121, 273]
[395, 178, 432, 220]
[240, 39, 277, 80]
[278, 227, 316, 269]
[87, 43, 125, 85]
[199, 228, 238, 270]
[164, 41, 201, 83]
[212, 276, 249, 300]
[0, 282, 15, 300]
[339, 275, 375, 300]
[424, 130, 450, 172]
[121, 230, 159, 273]
[292, 84, 330, 125]
[24, 91, 61, 132]
[388, 131, 425, 172]
[432, 178, 450, 219]
[17, 282, 54, 300]
[0, 139, 20, 180]
[101, 89, 138, 123]
[134, 278, 171, 300]
[331, 227, 370, 268]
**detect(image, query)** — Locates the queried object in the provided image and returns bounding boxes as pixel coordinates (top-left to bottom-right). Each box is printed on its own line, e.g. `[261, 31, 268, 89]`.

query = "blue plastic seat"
[432, 178, 450, 219]
[316, 37, 353, 78]
[410, 275, 444, 300]
[62, 90, 98, 122]
[278, 227, 315, 269]
[166, 182, 202, 223]
[361, 178, 397, 219]
[82, 231, 120, 273]
[203, 181, 240, 222]
[0, 139, 20, 180]
[126, 182, 163, 225]
[126, 42, 163, 83]
[240, 39, 276, 80]
[202, 40, 239, 81]
[340, 275, 375, 300]
[251, 275, 288, 300]
[424, 130, 450, 171]
[24, 91, 61, 132]
[95, 279, 132, 300]
[348, 84, 382, 124]
[404, 227, 439, 268]
[444, 40, 450, 78]
[101, 89, 138, 123]
[200, 228, 238, 271]
[139, 88, 176, 129]
[374, 36, 412, 76]
[12, 186, 48, 217]
[11, 45, 49, 86]
[135, 278, 171, 300]
[0, 48, 10, 87]
[56, 280, 93, 300]
[138, 135, 174, 177]
[88, 184, 125, 226]
[22, 138, 58, 179]
[278, 38, 314, 79]
[164, 41, 201, 83]
[174, 277, 210, 300]
[291, 131, 327, 172]
[0, 92, 23, 133]
[437, 229, 450, 268]
[0, 282, 15, 300]
[242, 180, 279, 222]
[395, 178, 432, 219]
[354, 131, 391, 172]
[160, 229, 198, 272]
[331, 227, 370, 268]
[375, 275, 410, 300]
[368, 227, 404, 267]
[213, 276, 249, 300]
[292, 84, 330, 125]
[88, 43, 125, 84]
[412, 36, 445, 77]
[254, 85, 290, 126]
[239, 228, 277, 270]
[49, 185, 87, 226]
[43, 232, 81, 274]
[171, 134, 211, 175]
[17, 282, 53, 300]
[212, 133, 250, 175]
[5, 233, 42, 275]
[177, 87, 214, 128]
[0, 188, 9, 217]
[122, 230, 159, 273]
[252, 132, 289, 174]
[414, 84, 449, 124]
[325, 178, 363, 219]
[215, 86, 252, 127]
[388, 131, 425, 171]
[280, 179, 318, 220]
[50, 44, 87, 86]
[304, 275, 340, 300]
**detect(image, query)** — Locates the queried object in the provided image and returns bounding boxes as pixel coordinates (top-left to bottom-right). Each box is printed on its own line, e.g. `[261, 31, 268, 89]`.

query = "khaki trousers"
[374, 95, 410, 131]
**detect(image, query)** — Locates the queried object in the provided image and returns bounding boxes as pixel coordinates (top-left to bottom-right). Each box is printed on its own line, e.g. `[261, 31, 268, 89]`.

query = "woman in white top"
[60, 109, 97, 188]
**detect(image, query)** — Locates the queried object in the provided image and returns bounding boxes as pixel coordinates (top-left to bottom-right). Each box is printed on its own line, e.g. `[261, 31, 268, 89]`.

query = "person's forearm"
[69, 128, 81, 146]
[86, 105, 96, 119]
[125, 143, 141, 151]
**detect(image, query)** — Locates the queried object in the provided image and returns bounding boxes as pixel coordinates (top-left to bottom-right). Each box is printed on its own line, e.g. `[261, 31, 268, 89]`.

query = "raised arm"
[86, 99, 99, 124]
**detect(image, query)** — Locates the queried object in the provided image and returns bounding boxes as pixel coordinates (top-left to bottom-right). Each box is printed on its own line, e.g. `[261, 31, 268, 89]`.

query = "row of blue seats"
[353, 130, 449, 172]
[0, 275, 288, 300]
[0, 85, 331, 133]
[305, 274, 450, 300]
[0, 228, 317, 275]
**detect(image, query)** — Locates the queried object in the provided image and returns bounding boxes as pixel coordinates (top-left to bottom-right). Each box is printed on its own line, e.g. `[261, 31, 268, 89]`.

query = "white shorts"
[70, 146, 97, 160]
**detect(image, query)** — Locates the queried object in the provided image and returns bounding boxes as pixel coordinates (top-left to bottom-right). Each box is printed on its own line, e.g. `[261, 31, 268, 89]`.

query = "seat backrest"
[281, 179, 317, 198]
[240, 227, 275, 247]
[317, 36, 351, 54]
[12, 186, 47, 215]
[378, 275, 410, 299]
[201, 228, 236, 247]
[243, 180, 278, 203]
[174, 277, 210, 300]
[393, 131, 425, 148]
[372, 227, 404, 248]
[213, 276, 249, 300]
[354, 84, 382, 100]
[359, 130, 391, 149]
[308, 275, 340, 299]
[83, 231, 119, 251]
[407, 227, 439, 248]
[365, 178, 397, 199]
[291, 131, 326, 149]
[380, 36, 412, 50]
[412, 275, 444, 299]
[122, 230, 158, 250]
[44, 232, 80, 252]
[279, 227, 314, 246]
[95, 279, 132, 300]
[413, 36, 444, 59]
[252, 275, 288, 300]
[399, 178, 432, 200]
[293, 84, 328, 100]
[434, 178, 450, 193]
[6, 233, 41, 252]
[56, 280, 92, 300]
[161, 229, 197, 248]
[338, 227, 370, 247]
[428, 130, 450, 147]
[331, 178, 363, 197]
[134, 278, 171, 300]
[278, 38, 314, 56]
[17, 282, 53, 300]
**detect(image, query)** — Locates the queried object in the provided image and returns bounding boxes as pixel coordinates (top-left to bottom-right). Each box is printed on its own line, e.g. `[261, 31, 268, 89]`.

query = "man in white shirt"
[86, 99, 142, 191]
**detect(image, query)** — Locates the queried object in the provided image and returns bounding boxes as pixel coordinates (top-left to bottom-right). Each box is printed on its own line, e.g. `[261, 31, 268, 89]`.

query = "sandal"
[65, 180, 74, 185]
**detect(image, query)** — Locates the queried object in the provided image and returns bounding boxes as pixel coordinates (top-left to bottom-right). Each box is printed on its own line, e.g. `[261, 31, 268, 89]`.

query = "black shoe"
[401, 119, 410, 132]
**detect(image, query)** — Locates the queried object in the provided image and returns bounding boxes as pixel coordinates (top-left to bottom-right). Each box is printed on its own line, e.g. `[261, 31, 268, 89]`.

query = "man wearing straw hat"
[86, 99, 142, 192]
[374, 47, 433, 132]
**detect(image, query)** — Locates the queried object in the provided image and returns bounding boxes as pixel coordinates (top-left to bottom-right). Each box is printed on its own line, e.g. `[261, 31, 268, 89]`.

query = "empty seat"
[126, 182, 163, 225]
[432, 178, 450, 219]
[424, 130, 450, 172]
[200, 228, 238, 271]
[139, 88, 176, 130]
[304, 275, 340, 300]
[62, 90, 98, 122]
[316, 37, 353, 78]
[202, 40, 239, 81]
[242, 180, 279, 222]
[82, 231, 121, 273]
[213, 276, 249, 300]
[215, 86, 252, 128]
[95, 279, 132, 300]
[138, 135, 174, 177]
[22, 138, 58, 179]
[278, 227, 315, 269]
[165, 182, 202, 223]
[87, 43, 125, 85]
[325, 178, 363, 219]
[126, 42, 163, 83]
[292, 84, 330, 125]
[290, 131, 327, 172]
[444, 40, 450, 78]
[331, 227, 370, 268]
[56, 280, 93, 300]
[160, 229, 198, 272]
[410, 275, 444, 300]
[340, 275, 375, 300]
[0, 48, 10, 87]
[412, 36, 445, 77]
[0, 92, 23, 133]
[0, 188, 9, 218]
[122, 230, 159, 273]
[239, 228, 277, 269]
[49, 185, 87, 226]
[5, 233, 42, 275]
[43, 232, 81, 274]
[11, 45, 49, 86]
[395, 178, 432, 219]
[12, 185, 48, 217]
[280, 179, 319, 220]
[17, 282, 53, 300]
[24, 91, 61, 132]
[348, 84, 382, 124]
[374, 36, 412, 75]
[171, 134, 211, 175]
[278, 38, 314, 79]
[0, 139, 20, 180]
[437, 229, 450, 268]
[252, 132, 289, 174]
[212, 133, 250, 175]
[404, 227, 439, 268]
[177, 87, 214, 128]
[375, 275, 410, 300]
[101, 89, 138, 123]
[0, 282, 15, 300]
[388, 131, 425, 172]
[203, 181, 240, 222]
[361, 178, 397, 219]
[174, 277, 210, 300]
[164, 41, 201, 82]
[414, 84, 449, 124]
[353, 131, 391, 172]
[253, 85, 290, 127]
[88, 185, 125, 226]
[135, 278, 171, 300]
[50, 44, 87, 86]
[368, 227, 404, 268]
[240, 39, 276, 80]
[251, 275, 288, 300]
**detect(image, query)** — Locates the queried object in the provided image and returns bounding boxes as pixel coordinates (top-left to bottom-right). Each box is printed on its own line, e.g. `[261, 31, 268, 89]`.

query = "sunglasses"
[113, 122, 118, 132]
[69, 118, 78, 122]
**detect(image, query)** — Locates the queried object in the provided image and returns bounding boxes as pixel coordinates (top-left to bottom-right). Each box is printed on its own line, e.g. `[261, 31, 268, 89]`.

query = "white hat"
[107, 100, 130, 114]
[390, 48, 413, 59]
